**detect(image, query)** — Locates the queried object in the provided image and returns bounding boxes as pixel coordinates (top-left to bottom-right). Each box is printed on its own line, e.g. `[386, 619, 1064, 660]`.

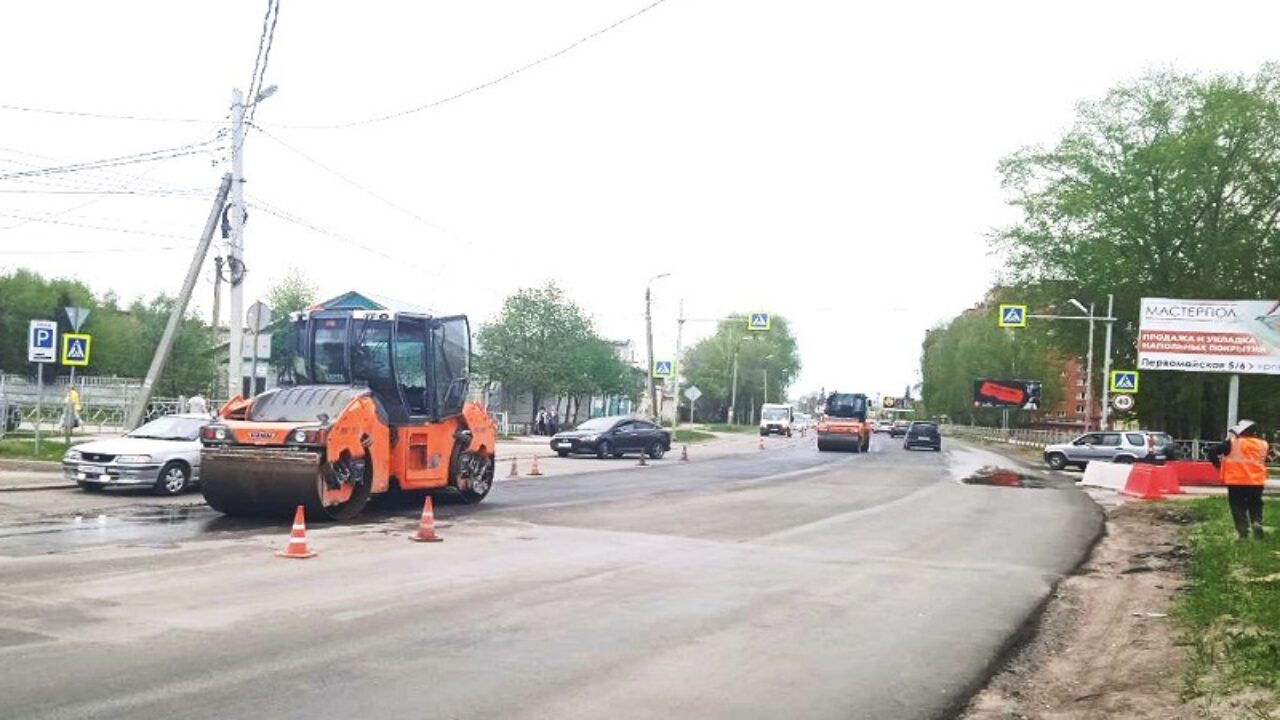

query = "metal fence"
[946, 424, 1280, 464]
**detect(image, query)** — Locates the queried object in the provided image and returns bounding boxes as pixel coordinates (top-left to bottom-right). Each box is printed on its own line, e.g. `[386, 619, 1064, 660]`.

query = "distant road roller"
[200, 308, 496, 520]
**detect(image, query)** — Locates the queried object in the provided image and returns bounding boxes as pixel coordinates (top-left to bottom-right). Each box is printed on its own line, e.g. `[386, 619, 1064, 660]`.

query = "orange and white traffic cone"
[508, 456, 519, 478]
[528, 455, 543, 476]
[276, 505, 317, 559]
[409, 496, 444, 542]
[680, 444, 689, 462]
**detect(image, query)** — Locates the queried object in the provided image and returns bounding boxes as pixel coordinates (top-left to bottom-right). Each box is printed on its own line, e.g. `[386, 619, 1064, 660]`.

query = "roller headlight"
[293, 429, 308, 443]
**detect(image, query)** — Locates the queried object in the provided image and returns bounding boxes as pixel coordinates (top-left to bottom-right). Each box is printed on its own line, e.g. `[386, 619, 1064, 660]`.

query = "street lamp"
[644, 273, 671, 422]
[1067, 298, 1096, 432]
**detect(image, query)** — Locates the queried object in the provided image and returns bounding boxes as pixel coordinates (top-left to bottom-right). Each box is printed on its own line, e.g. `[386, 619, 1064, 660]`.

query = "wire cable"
[0, 103, 225, 125]
[250, 123, 454, 236]
[273, 0, 670, 130]
[247, 197, 433, 272]
[0, 139, 219, 182]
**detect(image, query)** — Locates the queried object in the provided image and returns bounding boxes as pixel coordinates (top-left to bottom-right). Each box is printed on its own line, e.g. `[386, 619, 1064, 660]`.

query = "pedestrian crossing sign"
[62, 333, 91, 367]
[747, 312, 771, 331]
[997, 304, 1027, 328]
[653, 360, 674, 379]
[1110, 370, 1139, 394]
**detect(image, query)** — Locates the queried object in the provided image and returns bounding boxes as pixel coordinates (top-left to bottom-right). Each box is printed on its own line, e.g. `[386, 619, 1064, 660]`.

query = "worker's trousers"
[1227, 485, 1264, 538]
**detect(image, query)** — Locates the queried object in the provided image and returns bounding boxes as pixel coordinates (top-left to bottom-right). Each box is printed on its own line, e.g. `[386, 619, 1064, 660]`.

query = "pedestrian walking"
[536, 407, 547, 436]
[549, 410, 560, 436]
[61, 384, 82, 431]
[1206, 419, 1270, 540]
[188, 394, 209, 416]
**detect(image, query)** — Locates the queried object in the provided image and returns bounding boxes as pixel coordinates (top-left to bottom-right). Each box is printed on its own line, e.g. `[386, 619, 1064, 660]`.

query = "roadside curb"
[0, 482, 77, 492]
[0, 458, 62, 472]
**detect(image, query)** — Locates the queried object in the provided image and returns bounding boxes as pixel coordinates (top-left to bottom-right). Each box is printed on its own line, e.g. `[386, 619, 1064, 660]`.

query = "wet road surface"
[0, 435, 1102, 720]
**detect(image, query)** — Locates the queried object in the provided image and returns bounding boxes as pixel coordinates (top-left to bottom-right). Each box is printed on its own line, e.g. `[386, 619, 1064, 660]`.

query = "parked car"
[1042, 430, 1173, 471]
[62, 414, 209, 495]
[550, 415, 671, 460]
[903, 421, 941, 451]
[889, 420, 911, 438]
[873, 420, 893, 434]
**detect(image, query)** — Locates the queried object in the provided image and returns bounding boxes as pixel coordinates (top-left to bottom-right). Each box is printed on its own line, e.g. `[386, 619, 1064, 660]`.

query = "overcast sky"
[3, 0, 1280, 399]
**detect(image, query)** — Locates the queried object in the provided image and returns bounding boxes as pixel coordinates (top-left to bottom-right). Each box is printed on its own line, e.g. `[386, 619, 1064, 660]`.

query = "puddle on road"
[962, 466, 1048, 489]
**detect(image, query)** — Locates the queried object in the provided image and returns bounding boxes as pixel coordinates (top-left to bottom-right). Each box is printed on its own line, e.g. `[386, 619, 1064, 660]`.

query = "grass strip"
[1175, 497, 1280, 700]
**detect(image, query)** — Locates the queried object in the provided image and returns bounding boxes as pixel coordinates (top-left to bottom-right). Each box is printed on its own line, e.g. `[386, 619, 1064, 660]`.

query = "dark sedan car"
[903, 421, 941, 451]
[550, 415, 671, 460]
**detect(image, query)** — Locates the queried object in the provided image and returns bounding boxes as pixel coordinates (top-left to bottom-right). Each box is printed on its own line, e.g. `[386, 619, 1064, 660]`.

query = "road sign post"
[997, 305, 1027, 328]
[28, 320, 57, 454]
[1109, 370, 1139, 394]
[652, 360, 674, 379]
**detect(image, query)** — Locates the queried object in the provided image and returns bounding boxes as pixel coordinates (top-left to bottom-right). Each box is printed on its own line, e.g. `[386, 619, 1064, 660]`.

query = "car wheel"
[817, 441, 828, 452]
[647, 442, 665, 460]
[759, 429, 768, 436]
[596, 440, 612, 460]
[1045, 452, 1068, 471]
[154, 461, 190, 496]
[77, 481, 104, 492]
[557, 450, 570, 458]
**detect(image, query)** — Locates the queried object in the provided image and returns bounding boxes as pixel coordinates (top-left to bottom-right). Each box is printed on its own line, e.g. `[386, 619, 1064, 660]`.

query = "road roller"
[199, 307, 497, 520]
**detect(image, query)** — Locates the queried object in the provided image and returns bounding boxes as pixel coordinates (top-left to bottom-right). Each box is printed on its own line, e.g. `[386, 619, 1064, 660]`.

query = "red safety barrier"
[1119, 464, 1184, 499]
[1166, 460, 1222, 487]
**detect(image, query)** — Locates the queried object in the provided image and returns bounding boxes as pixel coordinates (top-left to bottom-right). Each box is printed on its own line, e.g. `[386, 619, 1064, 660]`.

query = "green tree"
[476, 283, 601, 422]
[994, 66, 1280, 436]
[680, 315, 801, 424]
[265, 267, 318, 363]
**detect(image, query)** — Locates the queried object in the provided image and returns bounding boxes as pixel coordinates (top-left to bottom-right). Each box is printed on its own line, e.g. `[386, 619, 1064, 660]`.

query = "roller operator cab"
[199, 309, 497, 520]
[815, 392, 872, 453]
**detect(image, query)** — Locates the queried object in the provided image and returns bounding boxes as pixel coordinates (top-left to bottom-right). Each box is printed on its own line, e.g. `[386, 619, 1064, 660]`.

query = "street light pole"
[729, 349, 739, 424]
[1069, 299, 1096, 433]
[1100, 293, 1114, 430]
[644, 273, 669, 422]
[227, 88, 246, 401]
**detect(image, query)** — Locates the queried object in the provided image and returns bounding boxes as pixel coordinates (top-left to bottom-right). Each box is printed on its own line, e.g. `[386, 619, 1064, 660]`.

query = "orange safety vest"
[1222, 436, 1269, 486]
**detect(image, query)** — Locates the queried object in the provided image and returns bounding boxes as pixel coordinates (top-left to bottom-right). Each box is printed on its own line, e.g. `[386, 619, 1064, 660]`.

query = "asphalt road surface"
[0, 435, 1102, 720]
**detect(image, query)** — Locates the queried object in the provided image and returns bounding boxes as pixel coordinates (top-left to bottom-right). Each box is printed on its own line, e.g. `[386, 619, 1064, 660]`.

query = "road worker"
[1206, 419, 1270, 540]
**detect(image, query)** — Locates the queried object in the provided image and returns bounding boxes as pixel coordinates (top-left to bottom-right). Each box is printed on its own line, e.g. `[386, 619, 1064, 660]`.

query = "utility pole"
[728, 350, 739, 424]
[643, 273, 669, 422]
[126, 175, 233, 430]
[227, 88, 247, 401]
[674, 299, 685, 431]
[1082, 302, 1096, 432]
[211, 255, 224, 396]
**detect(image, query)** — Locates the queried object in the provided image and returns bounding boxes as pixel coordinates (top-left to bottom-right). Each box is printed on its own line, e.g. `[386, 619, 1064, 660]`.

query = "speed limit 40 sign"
[1112, 394, 1135, 411]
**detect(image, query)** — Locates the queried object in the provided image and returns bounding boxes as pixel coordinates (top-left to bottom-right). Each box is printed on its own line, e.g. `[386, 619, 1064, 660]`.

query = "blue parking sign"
[28, 320, 57, 363]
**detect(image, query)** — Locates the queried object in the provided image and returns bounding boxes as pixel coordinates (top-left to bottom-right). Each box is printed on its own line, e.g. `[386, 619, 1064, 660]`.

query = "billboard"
[1138, 298, 1280, 375]
[973, 379, 1042, 409]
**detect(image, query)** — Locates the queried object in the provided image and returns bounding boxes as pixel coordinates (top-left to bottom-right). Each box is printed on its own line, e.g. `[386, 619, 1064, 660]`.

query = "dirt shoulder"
[962, 501, 1196, 719]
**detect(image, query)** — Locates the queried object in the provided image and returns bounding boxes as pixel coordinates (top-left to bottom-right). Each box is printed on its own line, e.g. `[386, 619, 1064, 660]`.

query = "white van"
[759, 403, 794, 437]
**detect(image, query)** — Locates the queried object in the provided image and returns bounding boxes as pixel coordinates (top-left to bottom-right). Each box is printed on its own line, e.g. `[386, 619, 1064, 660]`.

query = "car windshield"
[126, 417, 206, 441]
[576, 418, 617, 432]
[762, 408, 789, 421]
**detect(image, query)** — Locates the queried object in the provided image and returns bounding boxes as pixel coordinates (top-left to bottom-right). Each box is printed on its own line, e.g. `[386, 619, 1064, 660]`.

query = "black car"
[550, 415, 671, 460]
[903, 421, 941, 451]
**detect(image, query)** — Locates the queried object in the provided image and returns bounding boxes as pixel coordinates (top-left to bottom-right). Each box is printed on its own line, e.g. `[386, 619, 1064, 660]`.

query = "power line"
[0, 139, 219, 181]
[0, 103, 225, 125]
[250, 123, 455, 237]
[0, 244, 193, 255]
[245, 0, 282, 126]
[0, 211, 195, 240]
[0, 146, 217, 196]
[247, 197, 433, 273]
[273, 0, 671, 130]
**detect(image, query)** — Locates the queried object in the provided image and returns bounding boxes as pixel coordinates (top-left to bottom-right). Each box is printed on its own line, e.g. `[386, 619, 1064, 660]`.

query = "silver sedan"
[62, 414, 211, 495]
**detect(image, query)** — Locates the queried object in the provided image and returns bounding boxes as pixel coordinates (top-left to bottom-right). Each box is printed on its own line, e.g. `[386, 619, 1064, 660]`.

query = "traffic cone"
[409, 496, 444, 542]
[528, 455, 543, 476]
[680, 444, 689, 462]
[276, 505, 317, 559]
[508, 456, 519, 478]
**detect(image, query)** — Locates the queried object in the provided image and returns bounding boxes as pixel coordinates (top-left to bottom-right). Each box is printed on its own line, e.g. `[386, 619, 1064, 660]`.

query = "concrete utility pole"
[126, 175, 233, 430]
[728, 350, 739, 424]
[644, 273, 669, 422]
[674, 299, 685, 431]
[227, 88, 247, 401]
